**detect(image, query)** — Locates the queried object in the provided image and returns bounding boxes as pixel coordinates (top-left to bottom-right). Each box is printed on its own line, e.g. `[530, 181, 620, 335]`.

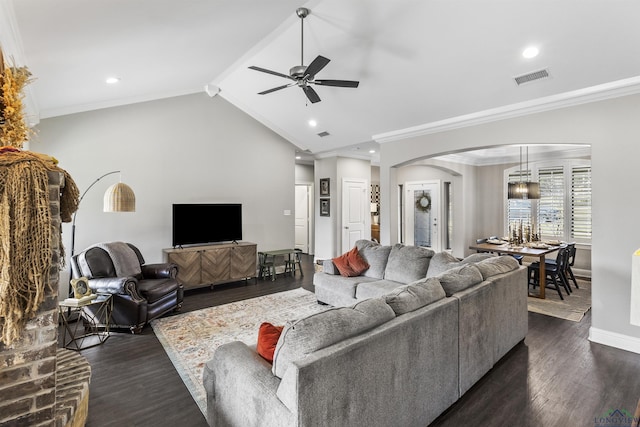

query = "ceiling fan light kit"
[249, 7, 359, 104]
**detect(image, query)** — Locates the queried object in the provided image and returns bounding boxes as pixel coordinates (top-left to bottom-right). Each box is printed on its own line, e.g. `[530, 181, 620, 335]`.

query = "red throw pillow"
[332, 247, 370, 277]
[347, 247, 369, 274]
[257, 322, 284, 363]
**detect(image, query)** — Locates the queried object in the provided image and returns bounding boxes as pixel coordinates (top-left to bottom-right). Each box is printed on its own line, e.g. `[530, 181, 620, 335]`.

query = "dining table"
[468, 241, 561, 299]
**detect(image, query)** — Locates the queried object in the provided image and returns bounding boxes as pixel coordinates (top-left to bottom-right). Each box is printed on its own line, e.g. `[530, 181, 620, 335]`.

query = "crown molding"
[373, 76, 640, 144]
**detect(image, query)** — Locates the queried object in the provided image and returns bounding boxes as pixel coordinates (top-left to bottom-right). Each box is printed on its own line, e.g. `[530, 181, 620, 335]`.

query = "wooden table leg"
[529, 254, 547, 299]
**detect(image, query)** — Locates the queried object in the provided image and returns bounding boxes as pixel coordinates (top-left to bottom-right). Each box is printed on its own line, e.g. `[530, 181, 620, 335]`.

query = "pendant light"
[508, 147, 540, 199]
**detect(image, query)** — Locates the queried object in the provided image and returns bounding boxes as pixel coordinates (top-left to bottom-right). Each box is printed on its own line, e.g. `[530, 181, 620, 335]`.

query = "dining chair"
[566, 243, 579, 289]
[562, 243, 579, 289]
[528, 246, 571, 300]
[539, 242, 578, 290]
[258, 252, 276, 281]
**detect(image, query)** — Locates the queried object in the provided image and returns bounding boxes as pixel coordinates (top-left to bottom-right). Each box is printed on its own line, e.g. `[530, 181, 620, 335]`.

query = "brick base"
[55, 349, 90, 427]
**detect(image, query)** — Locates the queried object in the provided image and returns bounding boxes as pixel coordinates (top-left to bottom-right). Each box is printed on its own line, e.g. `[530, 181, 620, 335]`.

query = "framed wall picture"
[320, 198, 330, 216]
[319, 178, 330, 196]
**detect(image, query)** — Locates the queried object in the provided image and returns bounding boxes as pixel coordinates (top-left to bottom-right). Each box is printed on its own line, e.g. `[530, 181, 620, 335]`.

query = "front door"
[404, 181, 441, 251]
[342, 179, 368, 252]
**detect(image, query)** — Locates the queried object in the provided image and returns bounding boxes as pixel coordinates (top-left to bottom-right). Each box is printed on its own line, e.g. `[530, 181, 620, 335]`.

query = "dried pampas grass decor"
[0, 50, 34, 148]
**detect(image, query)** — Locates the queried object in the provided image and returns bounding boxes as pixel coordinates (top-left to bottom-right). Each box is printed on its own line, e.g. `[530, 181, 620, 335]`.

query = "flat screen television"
[172, 203, 242, 247]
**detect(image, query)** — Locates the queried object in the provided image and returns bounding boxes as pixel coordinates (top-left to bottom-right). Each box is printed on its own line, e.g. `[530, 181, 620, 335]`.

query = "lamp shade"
[508, 182, 540, 200]
[103, 182, 136, 212]
[526, 182, 540, 199]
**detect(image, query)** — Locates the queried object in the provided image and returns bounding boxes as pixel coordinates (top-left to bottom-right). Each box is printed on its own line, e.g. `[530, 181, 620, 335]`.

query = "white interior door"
[342, 179, 368, 252]
[294, 184, 310, 253]
[404, 181, 441, 251]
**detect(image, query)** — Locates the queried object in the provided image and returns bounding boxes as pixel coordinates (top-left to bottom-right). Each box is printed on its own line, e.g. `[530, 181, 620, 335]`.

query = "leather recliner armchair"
[71, 242, 184, 333]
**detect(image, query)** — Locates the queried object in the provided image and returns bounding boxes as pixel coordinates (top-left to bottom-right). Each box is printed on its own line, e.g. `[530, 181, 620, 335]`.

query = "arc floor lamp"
[70, 170, 136, 257]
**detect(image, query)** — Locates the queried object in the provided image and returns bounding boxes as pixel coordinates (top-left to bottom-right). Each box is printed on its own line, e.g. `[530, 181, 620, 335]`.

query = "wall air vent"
[317, 131, 330, 137]
[514, 68, 550, 86]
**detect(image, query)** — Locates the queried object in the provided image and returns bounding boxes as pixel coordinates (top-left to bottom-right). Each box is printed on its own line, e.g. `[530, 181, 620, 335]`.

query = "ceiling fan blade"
[304, 55, 330, 79]
[314, 79, 359, 88]
[302, 85, 321, 103]
[249, 66, 295, 81]
[258, 83, 294, 95]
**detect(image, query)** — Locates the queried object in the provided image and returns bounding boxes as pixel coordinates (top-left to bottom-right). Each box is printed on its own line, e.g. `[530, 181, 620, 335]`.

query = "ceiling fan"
[249, 7, 359, 104]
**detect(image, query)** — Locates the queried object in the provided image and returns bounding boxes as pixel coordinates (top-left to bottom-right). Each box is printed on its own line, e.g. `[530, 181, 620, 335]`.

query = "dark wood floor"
[66, 256, 640, 427]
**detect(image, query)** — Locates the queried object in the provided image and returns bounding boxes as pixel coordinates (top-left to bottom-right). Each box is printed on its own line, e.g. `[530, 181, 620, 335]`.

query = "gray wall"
[33, 93, 296, 296]
[295, 164, 314, 183]
[379, 92, 640, 354]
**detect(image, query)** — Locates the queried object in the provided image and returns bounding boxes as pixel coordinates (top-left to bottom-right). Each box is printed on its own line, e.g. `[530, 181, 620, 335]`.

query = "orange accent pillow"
[332, 247, 370, 277]
[257, 322, 284, 363]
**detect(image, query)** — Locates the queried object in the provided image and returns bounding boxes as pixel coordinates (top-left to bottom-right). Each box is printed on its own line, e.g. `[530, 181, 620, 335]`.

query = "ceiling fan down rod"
[297, 7, 309, 67]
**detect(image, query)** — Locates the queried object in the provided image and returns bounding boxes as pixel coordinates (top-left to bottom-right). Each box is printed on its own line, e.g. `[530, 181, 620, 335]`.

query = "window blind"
[571, 166, 592, 240]
[538, 167, 564, 238]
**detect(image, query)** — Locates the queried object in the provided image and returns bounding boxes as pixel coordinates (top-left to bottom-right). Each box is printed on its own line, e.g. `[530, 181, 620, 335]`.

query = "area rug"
[527, 278, 591, 322]
[150, 288, 330, 417]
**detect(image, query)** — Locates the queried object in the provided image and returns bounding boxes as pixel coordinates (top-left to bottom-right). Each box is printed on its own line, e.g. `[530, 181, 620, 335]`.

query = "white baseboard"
[589, 327, 640, 355]
[573, 268, 591, 279]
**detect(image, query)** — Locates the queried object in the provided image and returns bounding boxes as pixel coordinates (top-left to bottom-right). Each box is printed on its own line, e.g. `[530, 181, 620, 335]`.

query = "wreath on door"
[415, 194, 431, 213]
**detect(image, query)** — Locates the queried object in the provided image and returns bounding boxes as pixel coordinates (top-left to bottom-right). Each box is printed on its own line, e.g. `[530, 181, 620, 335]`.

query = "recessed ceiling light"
[106, 77, 121, 84]
[369, 150, 376, 154]
[522, 46, 539, 59]
[308, 119, 317, 127]
[295, 155, 301, 160]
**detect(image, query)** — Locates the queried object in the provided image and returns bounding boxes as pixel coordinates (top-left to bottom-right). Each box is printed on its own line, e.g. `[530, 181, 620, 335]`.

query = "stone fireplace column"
[0, 170, 90, 427]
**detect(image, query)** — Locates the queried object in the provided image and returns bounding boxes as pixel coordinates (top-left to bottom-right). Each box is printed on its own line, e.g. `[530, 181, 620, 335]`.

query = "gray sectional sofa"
[203, 240, 528, 427]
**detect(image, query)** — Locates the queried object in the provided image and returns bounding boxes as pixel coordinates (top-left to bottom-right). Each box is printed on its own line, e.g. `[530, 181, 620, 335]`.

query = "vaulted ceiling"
[3, 0, 640, 163]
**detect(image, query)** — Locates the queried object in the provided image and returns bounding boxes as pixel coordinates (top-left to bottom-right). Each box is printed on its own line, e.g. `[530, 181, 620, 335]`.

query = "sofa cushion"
[355, 280, 403, 300]
[384, 277, 446, 315]
[384, 244, 435, 284]
[427, 252, 496, 278]
[436, 264, 484, 297]
[332, 247, 370, 277]
[355, 240, 392, 279]
[475, 256, 519, 280]
[313, 274, 379, 300]
[272, 298, 396, 378]
[257, 322, 284, 363]
[426, 252, 462, 278]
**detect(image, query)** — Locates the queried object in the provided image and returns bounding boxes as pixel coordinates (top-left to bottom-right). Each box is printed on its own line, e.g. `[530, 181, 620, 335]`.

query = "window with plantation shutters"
[538, 167, 564, 238]
[504, 159, 591, 243]
[571, 166, 591, 240]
